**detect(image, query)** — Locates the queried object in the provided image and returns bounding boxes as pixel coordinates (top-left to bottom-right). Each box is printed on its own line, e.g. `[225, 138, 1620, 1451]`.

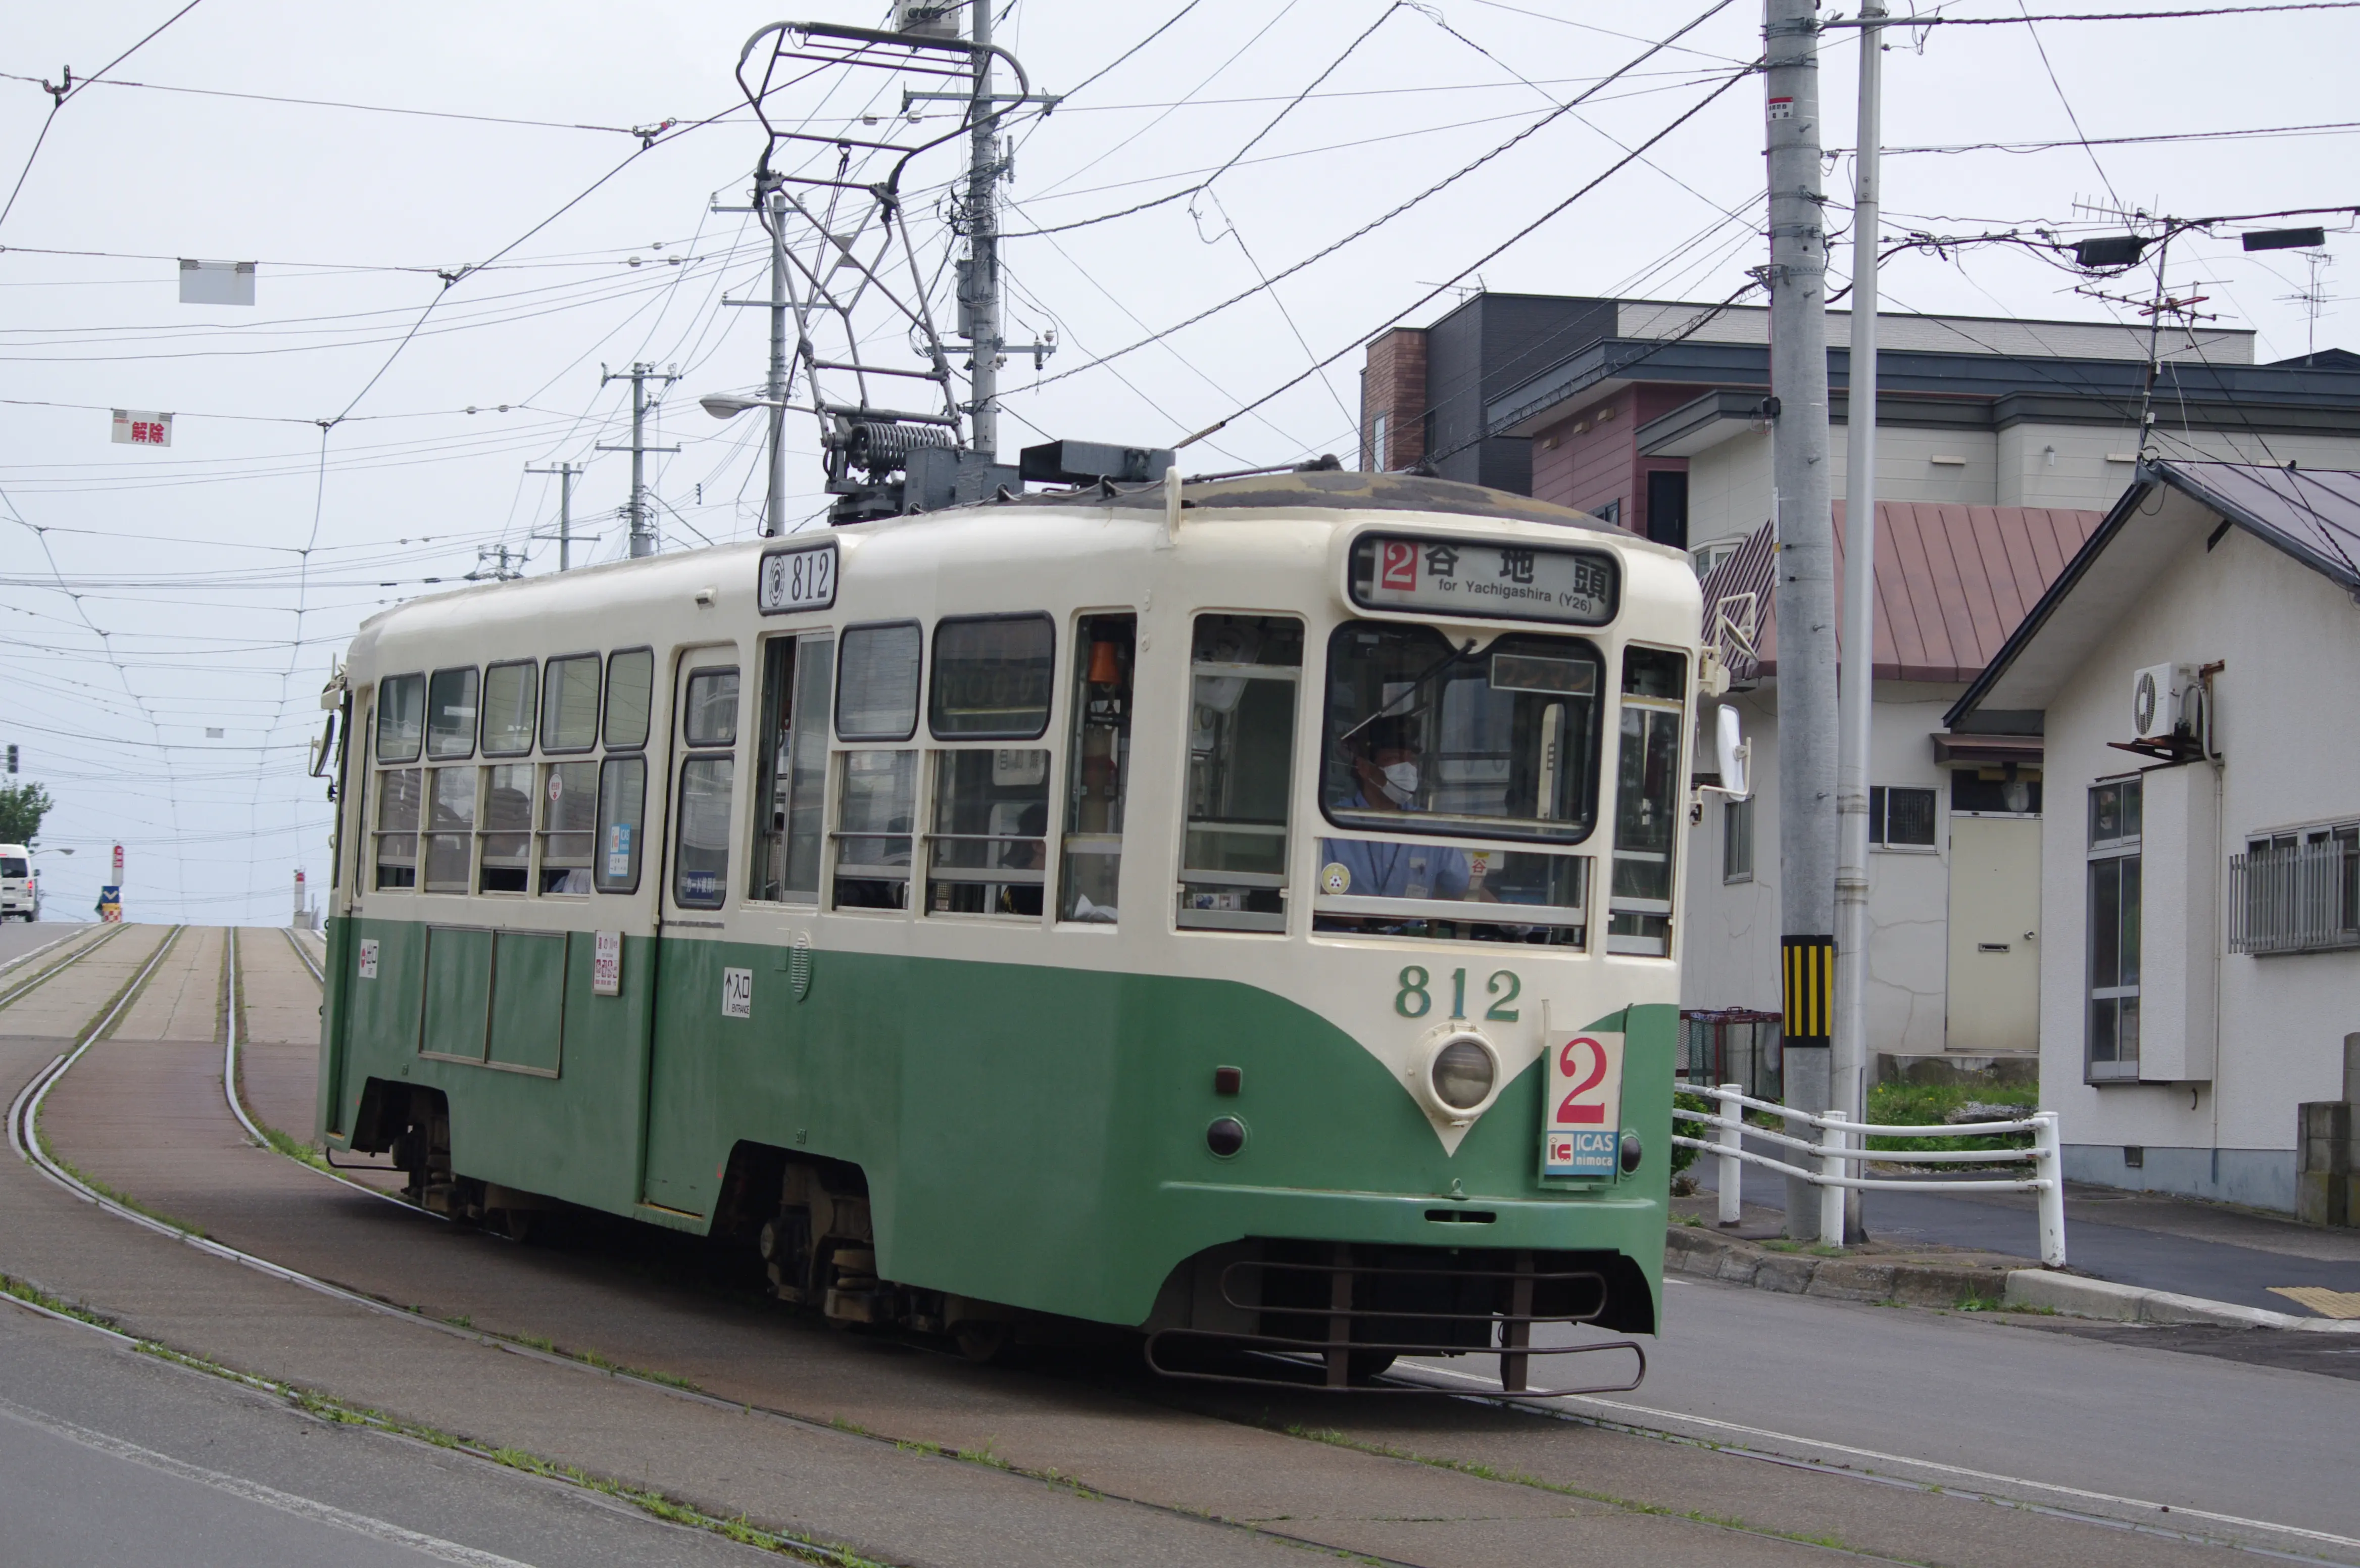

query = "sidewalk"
[1692, 1159, 2360, 1317]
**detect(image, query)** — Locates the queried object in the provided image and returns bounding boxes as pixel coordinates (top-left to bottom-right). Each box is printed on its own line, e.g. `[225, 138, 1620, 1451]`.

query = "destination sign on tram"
[757, 540, 838, 615]
[1349, 533, 1615, 625]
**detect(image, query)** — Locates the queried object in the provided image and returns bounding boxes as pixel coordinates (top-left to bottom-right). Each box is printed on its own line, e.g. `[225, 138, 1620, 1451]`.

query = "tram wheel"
[490, 1208, 535, 1245]
[1348, 1350, 1397, 1381]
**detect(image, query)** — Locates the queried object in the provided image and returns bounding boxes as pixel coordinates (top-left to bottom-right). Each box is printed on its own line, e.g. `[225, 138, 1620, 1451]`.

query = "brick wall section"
[1530, 384, 1696, 536]
[1361, 328, 1428, 471]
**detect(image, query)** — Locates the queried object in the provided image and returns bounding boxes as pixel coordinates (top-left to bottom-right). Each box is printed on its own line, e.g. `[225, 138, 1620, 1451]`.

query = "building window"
[1597, 498, 1622, 528]
[1950, 771, 2041, 815]
[2230, 823, 2360, 955]
[1723, 796, 1753, 883]
[1869, 786, 1938, 848]
[1692, 542, 1740, 580]
[2086, 777, 2142, 1082]
[1646, 470, 1689, 551]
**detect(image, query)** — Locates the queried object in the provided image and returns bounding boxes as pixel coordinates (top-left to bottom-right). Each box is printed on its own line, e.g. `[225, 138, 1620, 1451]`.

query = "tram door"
[640, 645, 741, 1216]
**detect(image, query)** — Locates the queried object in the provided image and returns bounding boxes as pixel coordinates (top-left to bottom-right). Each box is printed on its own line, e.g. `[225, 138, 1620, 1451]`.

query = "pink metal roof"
[1700, 502, 2107, 683]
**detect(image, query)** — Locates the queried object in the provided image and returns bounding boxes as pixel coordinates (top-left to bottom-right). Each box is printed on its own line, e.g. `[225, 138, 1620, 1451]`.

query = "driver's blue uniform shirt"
[1320, 792, 1470, 900]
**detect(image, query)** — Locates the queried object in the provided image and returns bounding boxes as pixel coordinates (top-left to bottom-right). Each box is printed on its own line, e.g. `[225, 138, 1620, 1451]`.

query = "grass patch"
[1865, 1081, 2038, 1157]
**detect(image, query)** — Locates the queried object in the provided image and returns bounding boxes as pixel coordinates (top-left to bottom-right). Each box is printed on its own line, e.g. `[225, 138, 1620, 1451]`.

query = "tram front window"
[1607, 647, 1687, 957]
[1312, 622, 1603, 945]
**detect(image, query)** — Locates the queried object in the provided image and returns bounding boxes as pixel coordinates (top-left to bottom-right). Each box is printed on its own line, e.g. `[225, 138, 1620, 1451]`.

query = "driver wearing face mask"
[1320, 716, 1473, 902]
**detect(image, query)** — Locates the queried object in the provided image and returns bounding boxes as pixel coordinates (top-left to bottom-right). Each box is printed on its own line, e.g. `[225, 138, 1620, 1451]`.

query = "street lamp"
[701, 392, 789, 536]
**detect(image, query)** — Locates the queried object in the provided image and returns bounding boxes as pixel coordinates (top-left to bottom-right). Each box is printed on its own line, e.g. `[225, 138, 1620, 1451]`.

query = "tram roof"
[340, 469, 1652, 668]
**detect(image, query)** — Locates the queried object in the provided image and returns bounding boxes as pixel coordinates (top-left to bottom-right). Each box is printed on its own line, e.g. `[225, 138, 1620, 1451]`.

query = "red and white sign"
[356, 939, 379, 980]
[111, 843, 124, 880]
[591, 930, 623, 997]
[1767, 96, 1794, 121]
[1541, 1028, 1625, 1178]
[111, 410, 173, 447]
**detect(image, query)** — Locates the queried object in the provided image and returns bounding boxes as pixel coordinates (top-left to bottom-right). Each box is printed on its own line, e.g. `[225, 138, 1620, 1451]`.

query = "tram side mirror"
[309, 711, 337, 779]
[1711, 704, 1750, 801]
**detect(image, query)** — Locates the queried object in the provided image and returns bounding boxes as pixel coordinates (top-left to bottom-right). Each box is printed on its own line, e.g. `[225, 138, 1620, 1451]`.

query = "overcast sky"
[4, 0, 2352, 922]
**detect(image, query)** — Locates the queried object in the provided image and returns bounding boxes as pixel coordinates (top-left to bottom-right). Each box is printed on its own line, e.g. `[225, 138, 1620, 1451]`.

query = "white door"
[1945, 815, 2041, 1054]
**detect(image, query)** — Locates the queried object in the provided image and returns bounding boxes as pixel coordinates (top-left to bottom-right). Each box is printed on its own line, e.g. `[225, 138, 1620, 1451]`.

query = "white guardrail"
[1671, 1084, 2066, 1268]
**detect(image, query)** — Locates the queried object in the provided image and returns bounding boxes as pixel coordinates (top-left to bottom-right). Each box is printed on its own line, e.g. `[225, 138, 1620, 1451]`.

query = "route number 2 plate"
[1541, 1028, 1624, 1178]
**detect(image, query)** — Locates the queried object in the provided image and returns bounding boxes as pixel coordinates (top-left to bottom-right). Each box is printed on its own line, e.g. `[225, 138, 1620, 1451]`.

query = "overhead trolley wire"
[0, 0, 210, 234]
[1164, 64, 1758, 448]
[0, 69, 674, 138]
[1020, 1, 1745, 395]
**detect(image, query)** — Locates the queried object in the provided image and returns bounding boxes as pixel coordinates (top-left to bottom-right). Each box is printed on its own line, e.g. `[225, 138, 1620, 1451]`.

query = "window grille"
[2229, 829, 2360, 955]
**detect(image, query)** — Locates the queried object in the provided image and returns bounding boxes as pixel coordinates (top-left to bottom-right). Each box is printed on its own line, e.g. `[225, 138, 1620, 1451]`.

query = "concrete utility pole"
[598, 363, 680, 558]
[525, 462, 580, 570]
[765, 181, 791, 535]
[1830, 0, 1888, 1245]
[963, 0, 1002, 461]
[1765, 0, 1840, 1241]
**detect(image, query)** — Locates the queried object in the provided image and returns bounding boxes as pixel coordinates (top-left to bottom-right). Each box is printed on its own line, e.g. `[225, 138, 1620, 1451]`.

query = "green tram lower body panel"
[321, 915, 1671, 1330]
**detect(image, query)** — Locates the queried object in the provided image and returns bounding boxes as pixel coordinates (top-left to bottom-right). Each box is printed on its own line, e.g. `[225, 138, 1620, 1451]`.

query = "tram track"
[0, 922, 122, 1013]
[9, 926, 2347, 1566]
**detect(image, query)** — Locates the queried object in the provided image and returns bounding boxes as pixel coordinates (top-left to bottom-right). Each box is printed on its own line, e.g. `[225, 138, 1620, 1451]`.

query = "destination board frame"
[1347, 532, 1618, 627]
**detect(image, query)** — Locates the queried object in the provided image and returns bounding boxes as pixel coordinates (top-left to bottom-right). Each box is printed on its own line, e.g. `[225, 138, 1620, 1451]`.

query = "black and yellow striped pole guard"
[1781, 934, 1835, 1048]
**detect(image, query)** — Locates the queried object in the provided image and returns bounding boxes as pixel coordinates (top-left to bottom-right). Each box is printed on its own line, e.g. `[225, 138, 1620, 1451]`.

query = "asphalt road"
[0, 919, 95, 974]
[0, 1305, 784, 1568]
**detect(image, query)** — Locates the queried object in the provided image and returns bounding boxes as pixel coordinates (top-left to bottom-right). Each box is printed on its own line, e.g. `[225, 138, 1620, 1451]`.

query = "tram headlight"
[1430, 1037, 1498, 1113]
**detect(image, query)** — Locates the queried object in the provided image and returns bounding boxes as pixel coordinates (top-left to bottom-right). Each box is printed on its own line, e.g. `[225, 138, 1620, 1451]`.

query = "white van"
[0, 845, 36, 921]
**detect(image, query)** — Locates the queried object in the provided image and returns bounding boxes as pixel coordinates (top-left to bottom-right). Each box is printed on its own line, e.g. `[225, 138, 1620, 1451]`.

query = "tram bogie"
[317, 469, 1714, 1391]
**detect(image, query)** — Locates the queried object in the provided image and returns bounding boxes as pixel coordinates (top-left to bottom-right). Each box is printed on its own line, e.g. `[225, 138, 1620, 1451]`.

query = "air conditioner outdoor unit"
[2130, 662, 2194, 742]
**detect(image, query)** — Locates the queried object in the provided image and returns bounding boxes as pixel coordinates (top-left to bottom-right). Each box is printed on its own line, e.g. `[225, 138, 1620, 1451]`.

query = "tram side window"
[928, 749, 1049, 917]
[831, 623, 922, 911]
[595, 756, 647, 893]
[377, 673, 424, 763]
[672, 665, 739, 910]
[374, 754, 421, 891]
[424, 766, 476, 893]
[833, 751, 916, 910]
[930, 615, 1053, 739]
[1608, 647, 1688, 957]
[542, 654, 601, 753]
[426, 667, 478, 759]
[605, 647, 654, 750]
[753, 635, 833, 903]
[1060, 615, 1134, 923]
[478, 762, 533, 893]
[480, 662, 536, 756]
[539, 760, 598, 894]
[1179, 615, 1303, 933]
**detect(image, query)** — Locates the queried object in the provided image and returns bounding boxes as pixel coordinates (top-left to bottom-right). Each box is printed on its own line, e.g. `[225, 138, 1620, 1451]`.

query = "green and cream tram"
[315, 468, 1733, 1391]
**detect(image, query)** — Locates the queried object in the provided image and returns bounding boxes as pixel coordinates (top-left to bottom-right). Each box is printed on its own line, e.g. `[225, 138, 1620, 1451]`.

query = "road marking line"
[0, 1394, 539, 1567]
[1402, 1358, 2360, 1552]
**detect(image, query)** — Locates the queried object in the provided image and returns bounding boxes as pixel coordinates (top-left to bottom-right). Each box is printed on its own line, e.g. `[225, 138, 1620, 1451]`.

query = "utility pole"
[1765, 0, 1840, 1241]
[765, 181, 790, 535]
[962, 0, 1002, 462]
[1831, 0, 1888, 1246]
[526, 462, 581, 570]
[598, 363, 680, 558]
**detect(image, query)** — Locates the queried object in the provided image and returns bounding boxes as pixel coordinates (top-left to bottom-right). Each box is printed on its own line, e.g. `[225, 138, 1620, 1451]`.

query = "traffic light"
[5, 744, 15, 774]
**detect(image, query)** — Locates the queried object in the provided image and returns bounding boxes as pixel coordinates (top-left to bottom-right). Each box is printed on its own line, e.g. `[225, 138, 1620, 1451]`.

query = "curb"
[2001, 1269, 2360, 1333]
[1664, 1224, 2016, 1306]
[1665, 1223, 2360, 1331]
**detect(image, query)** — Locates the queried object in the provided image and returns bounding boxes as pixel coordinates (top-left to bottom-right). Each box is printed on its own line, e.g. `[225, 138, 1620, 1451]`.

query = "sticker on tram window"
[1348, 533, 1617, 626]
[605, 822, 632, 879]
[1541, 1028, 1625, 1178]
[757, 541, 838, 615]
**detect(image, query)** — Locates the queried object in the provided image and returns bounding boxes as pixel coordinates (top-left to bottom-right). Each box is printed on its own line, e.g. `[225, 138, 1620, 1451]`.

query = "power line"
[2013, 0, 2121, 207]
[0, 69, 670, 137]
[1841, 117, 2360, 157]
[1022, 10, 1750, 395]
[1164, 65, 1757, 448]
[0, 0, 210, 233]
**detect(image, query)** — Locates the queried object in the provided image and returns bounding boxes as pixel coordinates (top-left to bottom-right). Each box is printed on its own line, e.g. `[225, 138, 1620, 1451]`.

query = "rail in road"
[5, 926, 2355, 1567]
